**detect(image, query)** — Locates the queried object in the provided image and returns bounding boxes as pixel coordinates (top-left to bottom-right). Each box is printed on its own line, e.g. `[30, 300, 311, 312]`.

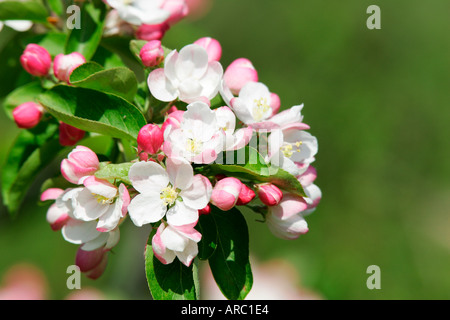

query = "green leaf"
[207, 206, 253, 300]
[196, 213, 218, 260]
[129, 39, 147, 61]
[70, 64, 138, 103]
[145, 228, 199, 300]
[3, 81, 44, 120]
[1, 122, 64, 217]
[92, 45, 124, 69]
[0, 1, 49, 23]
[65, 1, 106, 60]
[69, 62, 104, 82]
[94, 162, 133, 185]
[38, 85, 147, 141]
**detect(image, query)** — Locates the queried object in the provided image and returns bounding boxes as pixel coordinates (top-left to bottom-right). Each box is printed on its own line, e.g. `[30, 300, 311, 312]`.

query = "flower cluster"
[2, 0, 321, 298]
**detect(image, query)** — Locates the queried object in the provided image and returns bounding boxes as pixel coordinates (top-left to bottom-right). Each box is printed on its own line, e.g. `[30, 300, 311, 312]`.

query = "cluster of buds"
[12, 44, 87, 145]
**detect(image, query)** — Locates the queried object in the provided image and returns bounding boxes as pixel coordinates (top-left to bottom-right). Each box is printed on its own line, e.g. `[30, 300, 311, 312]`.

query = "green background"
[1, 0, 449, 299]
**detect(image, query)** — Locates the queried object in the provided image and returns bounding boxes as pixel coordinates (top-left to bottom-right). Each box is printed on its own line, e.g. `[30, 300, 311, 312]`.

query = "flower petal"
[148, 68, 178, 102]
[166, 157, 194, 190]
[180, 174, 212, 209]
[175, 240, 198, 267]
[166, 200, 199, 227]
[128, 161, 169, 194]
[62, 220, 100, 245]
[152, 224, 176, 265]
[174, 44, 209, 80]
[128, 194, 167, 227]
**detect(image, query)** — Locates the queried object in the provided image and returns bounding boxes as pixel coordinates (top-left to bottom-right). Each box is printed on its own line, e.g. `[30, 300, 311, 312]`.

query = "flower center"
[280, 141, 303, 158]
[185, 138, 203, 155]
[252, 97, 271, 122]
[122, 0, 135, 5]
[160, 185, 178, 206]
[93, 194, 115, 205]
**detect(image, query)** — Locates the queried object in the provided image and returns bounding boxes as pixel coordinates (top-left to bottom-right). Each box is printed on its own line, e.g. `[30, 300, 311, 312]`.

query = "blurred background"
[0, 0, 449, 299]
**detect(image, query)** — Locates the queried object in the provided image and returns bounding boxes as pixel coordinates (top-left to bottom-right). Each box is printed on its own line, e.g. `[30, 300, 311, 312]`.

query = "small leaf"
[207, 206, 253, 300]
[70, 65, 138, 103]
[3, 81, 44, 120]
[0, 1, 49, 23]
[94, 162, 133, 185]
[129, 39, 147, 61]
[69, 62, 104, 83]
[145, 228, 198, 300]
[65, 1, 106, 60]
[38, 85, 147, 141]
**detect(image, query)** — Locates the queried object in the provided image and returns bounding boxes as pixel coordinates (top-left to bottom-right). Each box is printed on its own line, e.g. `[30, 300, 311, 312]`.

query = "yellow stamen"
[280, 144, 294, 158]
[186, 138, 203, 155]
[93, 194, 114, 205]
[252, 97, 271, 121]
[160, 186, 178, 206]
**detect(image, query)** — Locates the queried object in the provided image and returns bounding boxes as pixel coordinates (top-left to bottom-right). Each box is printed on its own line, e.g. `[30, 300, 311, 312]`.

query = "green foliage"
[0, 1, 49, 23]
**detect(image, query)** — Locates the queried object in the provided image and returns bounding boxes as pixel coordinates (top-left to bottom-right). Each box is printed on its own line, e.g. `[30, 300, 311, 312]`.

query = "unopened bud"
[20, 44, 52, 77]
[12, 102, 44, 129]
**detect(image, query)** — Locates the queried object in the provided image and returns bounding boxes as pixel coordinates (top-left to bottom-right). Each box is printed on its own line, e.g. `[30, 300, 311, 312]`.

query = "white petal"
[148, 68, 178, 102]
[266, 212, 309, 240]
[180, 174, 212, 209]
[174, 44, 209, 80]
[96, 202, 122, 232]
[166, 157, 193, 190]
[105, 228, 121, 250]
[166, 200, 199, 227]
[72, 188, 108, 221]
[182, 102, 218, 141]
[128, 161, 169, 194]
[152, 224, 176, 265]
[231, 97, 256, 124]
[269, 104, 304, 127]
[81, 233, 109, 251]
[160, 226, 189, 252]
[128, 194, 167, 227]
[197, 61, 223, 100]
[84, 177, 117, 199]
[175, 240, 198, 267]
[164, 50, 179, 84]
[4, 20, 33, 32]
[239, 82, 271, 104]
[62, 220, 100, 245]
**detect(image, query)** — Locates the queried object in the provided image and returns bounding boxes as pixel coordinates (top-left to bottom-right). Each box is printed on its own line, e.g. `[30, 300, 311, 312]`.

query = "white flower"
[105, 0, 170, 25]
[0, 20, 32, 32]
[214, 106, 253, 151]
[69, 176, 130, 233]
[128, 157, 212, 227]
[148, 44, 223, 103]
[152, 222, 201, 266]
[163, 102, 224, 163]
[268, 129, 318, 176]
[62, 219, 120, 251]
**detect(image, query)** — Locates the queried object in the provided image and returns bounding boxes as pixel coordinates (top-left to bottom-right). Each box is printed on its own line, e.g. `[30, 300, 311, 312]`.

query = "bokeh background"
[1, 0, 449, 299]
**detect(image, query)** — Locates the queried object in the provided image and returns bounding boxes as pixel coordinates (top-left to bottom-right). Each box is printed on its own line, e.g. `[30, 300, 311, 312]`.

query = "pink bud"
[20, 44, 52, 77]
[12, 102, 44, 129]
[137, 124, 164, 155]
[199, 204, 211, 215]
[53, 52, 86, 83]
[210, 177, 243, 211]
[59, 122, 85, 146]
[223, 58, 258, 95]
[162, 0, 189, 25]
[139, 40, 165, 67]
[75, 247, 108, 280]
[193, 37, 222, 62]
[161, 110, 184, 135]
[61, 145, 99, 184]
[236, 184, 256, 206]
[136, 22, 170, 41]
[270, 93, 281, 116]
[257, 183, 283, 206]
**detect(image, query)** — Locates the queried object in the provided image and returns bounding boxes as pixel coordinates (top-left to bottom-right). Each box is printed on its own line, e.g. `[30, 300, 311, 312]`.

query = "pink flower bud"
[137, 124, 164, 155]
[20, 44, 52, 77]
[61, 146, 99, 184]
[161, 110, 184, 135]
[140, 40, 165, 67]
[257, 183, 283, 206]
[210, 177, 243, 211]
[193, 37, 222, 62]
[236, 184, 256, 206]
[136, 22, 170, 41]
[223, 58, 258, 95]
[199, 204, 211, 215]
[75, 247, 108, 279]
[270, 92, 281, 116]
[53, 52, 86, 83]
[12, 102, 44, 129]
[59, 122, 85, 146]
[162, 0, 189, 25]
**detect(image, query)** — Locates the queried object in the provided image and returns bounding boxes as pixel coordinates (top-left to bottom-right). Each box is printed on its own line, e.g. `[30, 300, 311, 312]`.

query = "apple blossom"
[41, 188, 70, 231]
[104, 0, 171, 26]
[53, 52, 86, 83]
[12, 102, 44, 129]
[0, 20, 32, 32]
[61, 146, 100, 185]
[127, 157, 212, 227]
[236, 184, 256, 206]
[266, 193, 309, 240]
[163, 102, 224, 164]
[223, 58, 258, 96]
[137, 123, 164, 155]
[268, 128, 318, 176]
[162, 0, 189, 25]
[161, 109, 184, 135]
[148, 44, 223, 104]
[152, 222, 201, 267]
[214, 106, 253, 151]
[210, 177, 243, 211]
[20, 44, 52, 77]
